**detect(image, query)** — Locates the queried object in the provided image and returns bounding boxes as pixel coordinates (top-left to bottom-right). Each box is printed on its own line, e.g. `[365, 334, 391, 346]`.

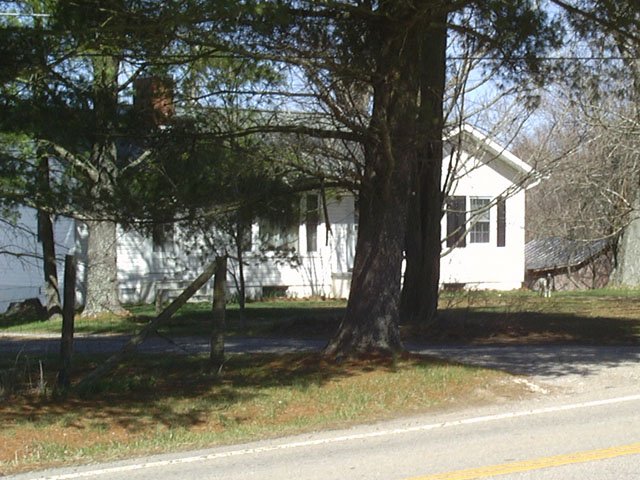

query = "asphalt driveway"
[2, 333, 638, 392]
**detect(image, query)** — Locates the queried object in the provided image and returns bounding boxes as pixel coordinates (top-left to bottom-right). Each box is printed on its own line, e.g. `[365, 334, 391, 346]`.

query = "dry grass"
[0, 352, 520, 475]
[419, 290, 640, 345]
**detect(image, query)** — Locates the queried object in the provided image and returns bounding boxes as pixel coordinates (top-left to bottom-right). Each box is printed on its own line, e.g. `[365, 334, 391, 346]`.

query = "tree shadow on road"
[414, 342, 640, 379]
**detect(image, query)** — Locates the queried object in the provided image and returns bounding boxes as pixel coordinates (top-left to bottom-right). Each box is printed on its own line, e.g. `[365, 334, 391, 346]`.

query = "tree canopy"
[5, 0, 640, 354]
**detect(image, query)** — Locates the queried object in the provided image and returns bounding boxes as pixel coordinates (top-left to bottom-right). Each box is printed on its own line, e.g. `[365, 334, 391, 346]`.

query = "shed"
[525, 237, 613, 291]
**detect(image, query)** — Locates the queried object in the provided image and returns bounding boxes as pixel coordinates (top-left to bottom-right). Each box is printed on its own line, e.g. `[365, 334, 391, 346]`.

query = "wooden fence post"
[75, 259, 218, 390]
[57, 255, 76, 390]
[210, 255, 228, 374]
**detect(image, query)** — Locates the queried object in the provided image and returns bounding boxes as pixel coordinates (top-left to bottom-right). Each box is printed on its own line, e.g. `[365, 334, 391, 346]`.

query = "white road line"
[22, 393, 640, 480]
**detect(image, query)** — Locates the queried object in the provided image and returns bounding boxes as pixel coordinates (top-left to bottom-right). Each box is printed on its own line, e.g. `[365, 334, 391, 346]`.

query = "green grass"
[427, 288, 640, 344]
[2, 290, 639, 474]
[0, 299, 346, 338]
[2, 290, 640, 345]
[0, 352, 509, 475]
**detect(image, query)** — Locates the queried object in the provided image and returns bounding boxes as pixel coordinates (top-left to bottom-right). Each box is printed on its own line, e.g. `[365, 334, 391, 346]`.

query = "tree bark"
[210, 255, 228, 374]
[57, 255, 76, 390]
[37, 154, 62, 320]
[325, 4, 421, 357]
[81, 219, 127, 317]
[38, 208, 62, 320]
[400, 11, 448, 327]
[324, 179, 409, 357]
[612, 196, 640, 287]
[235, 224, 247, 315]
[81, 54, 126, 318]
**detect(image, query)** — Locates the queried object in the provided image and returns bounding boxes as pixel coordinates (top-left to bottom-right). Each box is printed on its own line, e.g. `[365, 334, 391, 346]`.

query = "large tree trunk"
[235, 223, 247, 315]
[38, 209, 62, 319]
[400, 157, 442, 326]
[82, 219, 127, 317]
[37, 155, 62, 319]
[400, 12, 448, 326]
[325, 4, 420, 358]
[31, 19, 61, 320]
[210, 255, 228, 374]
[81, 55, 126, 317]
[324, 178, 409, 357]
[612, 196, 640, 287]
[614, 57, 640, 287]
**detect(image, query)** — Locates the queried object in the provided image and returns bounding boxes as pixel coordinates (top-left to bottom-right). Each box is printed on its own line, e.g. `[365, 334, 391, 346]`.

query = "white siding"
[109, 146, 528, 306]
[112, 194, 358, 304]
[0, 134, 529, 312]
[0, 207, 76, 312]
[440, 150, 527, 290]
[226, 195, 357, 300]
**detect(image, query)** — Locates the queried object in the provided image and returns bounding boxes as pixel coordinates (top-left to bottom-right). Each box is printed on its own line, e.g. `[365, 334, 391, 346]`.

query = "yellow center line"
[407, 442, 640, 480]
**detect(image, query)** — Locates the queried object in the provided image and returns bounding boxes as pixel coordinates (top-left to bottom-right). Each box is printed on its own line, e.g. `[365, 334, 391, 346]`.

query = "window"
[497, 196, 506, 247]
[238, 219, 253, 252]
[469, 197, 490, 243]
[258, 199, 300, 250]
[446, 196, 466, 248]
[259, 218, 299, 250]
[152, 223, 174, 252]
[305, 194, 319, 252]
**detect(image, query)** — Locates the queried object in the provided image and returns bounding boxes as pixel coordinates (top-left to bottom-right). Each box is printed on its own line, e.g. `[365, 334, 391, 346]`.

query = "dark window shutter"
[446, 196, 466, 248]
[497, 196, 506, 247]
[306, 194, 319, 252]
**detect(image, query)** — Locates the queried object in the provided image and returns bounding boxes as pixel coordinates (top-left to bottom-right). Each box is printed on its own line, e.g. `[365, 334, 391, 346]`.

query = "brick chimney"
[133, 76, 175, 127]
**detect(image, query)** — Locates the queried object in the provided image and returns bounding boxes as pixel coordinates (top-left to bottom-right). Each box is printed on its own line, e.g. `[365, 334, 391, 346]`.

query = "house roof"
[525, 237, 609, 272]
[445, 124, 538, 188]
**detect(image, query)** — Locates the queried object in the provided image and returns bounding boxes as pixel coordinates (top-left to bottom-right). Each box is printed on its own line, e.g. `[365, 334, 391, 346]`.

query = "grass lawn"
[2, 289, 639, 345]
[0, 352, 520, 475]
[427, 289, 640, 345]
[1, 289, 639, 474]
[0, 299, 347, 338]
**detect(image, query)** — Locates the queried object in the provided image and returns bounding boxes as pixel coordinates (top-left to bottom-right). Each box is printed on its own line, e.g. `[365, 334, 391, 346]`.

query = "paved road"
[2, 333, 638, 389]
[5, 388, 640, 479]
[0, 333, 327, 356]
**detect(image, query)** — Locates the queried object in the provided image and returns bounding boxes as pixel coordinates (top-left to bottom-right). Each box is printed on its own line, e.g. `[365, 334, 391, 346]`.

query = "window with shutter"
[469, 197, 490, 244]
[497, 196, 506, 247]
[446, 196, 466, 248]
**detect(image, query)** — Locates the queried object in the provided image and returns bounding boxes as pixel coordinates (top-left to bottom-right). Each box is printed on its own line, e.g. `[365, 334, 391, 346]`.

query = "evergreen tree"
[0, 0, 284, 316]
[222, 1, 562, 356]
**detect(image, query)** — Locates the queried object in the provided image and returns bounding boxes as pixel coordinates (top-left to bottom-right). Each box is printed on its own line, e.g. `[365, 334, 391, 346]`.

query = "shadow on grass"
[411, 309, 640, 346]
[0, 352, 427, 433]
[136, 306, 345, 339]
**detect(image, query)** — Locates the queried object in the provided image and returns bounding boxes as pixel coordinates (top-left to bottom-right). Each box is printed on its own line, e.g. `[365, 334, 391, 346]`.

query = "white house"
[0, 125, 535, 312]
[97, 124, 536, 303]
[0, 207, 76, 313]
[98, 192, 358, 305]
[439, 124, 536, 290]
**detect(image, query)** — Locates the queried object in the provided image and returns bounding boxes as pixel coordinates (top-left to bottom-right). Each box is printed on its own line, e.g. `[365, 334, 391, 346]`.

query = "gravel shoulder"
[412, 344, 640, 401]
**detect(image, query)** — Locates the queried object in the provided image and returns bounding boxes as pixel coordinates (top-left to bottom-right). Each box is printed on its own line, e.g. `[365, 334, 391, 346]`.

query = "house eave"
[446, 124, 537, 185]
